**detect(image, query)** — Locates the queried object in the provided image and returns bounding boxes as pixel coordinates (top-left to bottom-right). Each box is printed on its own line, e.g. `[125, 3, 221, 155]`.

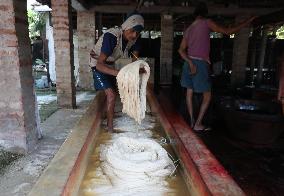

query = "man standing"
[90, 12, 144, 132]
[178, 2, 255, 131]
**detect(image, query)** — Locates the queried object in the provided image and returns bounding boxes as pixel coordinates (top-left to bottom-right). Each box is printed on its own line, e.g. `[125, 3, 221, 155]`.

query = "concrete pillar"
[267, 28, 277, 69]
[51, 0, 76, 108]
[0, 0, 37, 153]
[231, 15, 251, 87]
[77, 11, 95, 90]
[256, 28, 268, 86]
[248, 28, 260, 86]
[160, 13, 173, 85]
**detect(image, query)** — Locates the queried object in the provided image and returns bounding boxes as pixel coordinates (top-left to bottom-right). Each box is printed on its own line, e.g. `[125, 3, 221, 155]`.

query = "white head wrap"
[121, 14, 144, 31]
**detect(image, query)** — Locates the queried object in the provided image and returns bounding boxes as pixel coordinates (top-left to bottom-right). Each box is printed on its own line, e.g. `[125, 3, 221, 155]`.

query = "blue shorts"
[180, 59, 211, 93]
[92, 67, 116, 90]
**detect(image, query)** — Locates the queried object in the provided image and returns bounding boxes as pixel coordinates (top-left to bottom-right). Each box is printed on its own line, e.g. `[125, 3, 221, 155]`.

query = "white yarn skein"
[117, 60, 150, 124]
[97, 136, 175, 195]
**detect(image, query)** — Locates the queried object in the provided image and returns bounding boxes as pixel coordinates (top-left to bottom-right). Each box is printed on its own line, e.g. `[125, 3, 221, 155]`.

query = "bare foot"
[107, 127, 114, 133]
[193, 124, 211, 131]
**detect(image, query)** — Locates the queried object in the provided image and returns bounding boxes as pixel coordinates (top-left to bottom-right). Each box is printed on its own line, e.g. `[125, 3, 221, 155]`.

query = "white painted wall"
[46, 14, 56, 83]
[73, 32, 80, 87]
[45, 14, 79, 85]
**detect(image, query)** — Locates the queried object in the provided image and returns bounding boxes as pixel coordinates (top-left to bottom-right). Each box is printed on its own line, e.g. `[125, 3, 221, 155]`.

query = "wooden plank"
[90, 5, 278, 15]
[253, 9, 284, 26]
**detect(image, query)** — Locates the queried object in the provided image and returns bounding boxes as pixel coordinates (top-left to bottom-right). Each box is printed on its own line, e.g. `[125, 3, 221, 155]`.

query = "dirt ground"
[0, 92, 95, 196]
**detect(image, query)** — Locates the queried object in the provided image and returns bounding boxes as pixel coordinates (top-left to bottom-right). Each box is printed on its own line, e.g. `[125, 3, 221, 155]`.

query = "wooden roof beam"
[37, 0, 88, 11]
[253, 9, 284, 26]
[90, 5, 279, 16]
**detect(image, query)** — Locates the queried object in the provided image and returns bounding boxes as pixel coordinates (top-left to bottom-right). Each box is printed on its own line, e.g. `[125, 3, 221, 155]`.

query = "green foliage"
[35, 58, 45, 65]
[28, 9, 46, 40]
[276, 26, 284, 39]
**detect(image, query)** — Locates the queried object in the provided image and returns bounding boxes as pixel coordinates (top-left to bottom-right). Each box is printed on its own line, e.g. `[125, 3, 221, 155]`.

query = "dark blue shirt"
[101, 32, 141, 57]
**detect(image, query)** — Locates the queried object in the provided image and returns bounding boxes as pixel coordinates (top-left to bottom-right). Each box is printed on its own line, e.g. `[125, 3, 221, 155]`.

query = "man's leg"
[104, 88, 116, 132]
[194, 91, 211, 130]
[186, 89, 195, 127]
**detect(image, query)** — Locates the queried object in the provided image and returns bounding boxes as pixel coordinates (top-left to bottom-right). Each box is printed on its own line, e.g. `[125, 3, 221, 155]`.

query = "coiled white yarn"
[103, 137, 172, 172]
[116, 60, 150, 124]
[82, 111, 178, 195]
[95, 136, 175, 195]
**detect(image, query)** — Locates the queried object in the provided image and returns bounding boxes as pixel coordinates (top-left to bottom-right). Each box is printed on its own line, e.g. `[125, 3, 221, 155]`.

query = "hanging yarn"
[117, 60, 150, 124]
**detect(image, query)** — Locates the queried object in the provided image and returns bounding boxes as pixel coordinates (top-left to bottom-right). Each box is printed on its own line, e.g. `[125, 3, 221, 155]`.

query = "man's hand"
[185, 58, 196, 75]
[189, 63, 197, 75]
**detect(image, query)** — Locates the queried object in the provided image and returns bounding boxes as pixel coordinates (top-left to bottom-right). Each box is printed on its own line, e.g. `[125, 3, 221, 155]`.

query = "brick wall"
[77, 11, 95, 90]
[51, 0, 76, 108]
[0, 0, 37, 153]
[160, 13, 174, 85]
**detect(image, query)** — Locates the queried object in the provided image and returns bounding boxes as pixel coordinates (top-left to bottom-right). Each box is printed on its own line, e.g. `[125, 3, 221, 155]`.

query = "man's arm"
[96, 52, 119, 76]
[208, 16, 256, 35]
[178, 37, 197, 74]
[94, 33, 119, 76]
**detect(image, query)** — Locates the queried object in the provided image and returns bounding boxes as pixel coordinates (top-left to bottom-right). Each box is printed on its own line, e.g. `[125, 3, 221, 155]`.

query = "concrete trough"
[29, 89, 245, 196]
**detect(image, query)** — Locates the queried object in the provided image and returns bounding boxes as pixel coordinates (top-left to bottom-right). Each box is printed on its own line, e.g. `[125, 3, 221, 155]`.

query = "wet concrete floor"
[198, 127, 284, 196]
[165, 87, 284, 196]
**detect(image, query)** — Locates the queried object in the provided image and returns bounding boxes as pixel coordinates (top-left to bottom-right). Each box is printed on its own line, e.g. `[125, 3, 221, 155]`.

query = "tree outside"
[27, 9, 46, 40]
[276, 25, 284, 39]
